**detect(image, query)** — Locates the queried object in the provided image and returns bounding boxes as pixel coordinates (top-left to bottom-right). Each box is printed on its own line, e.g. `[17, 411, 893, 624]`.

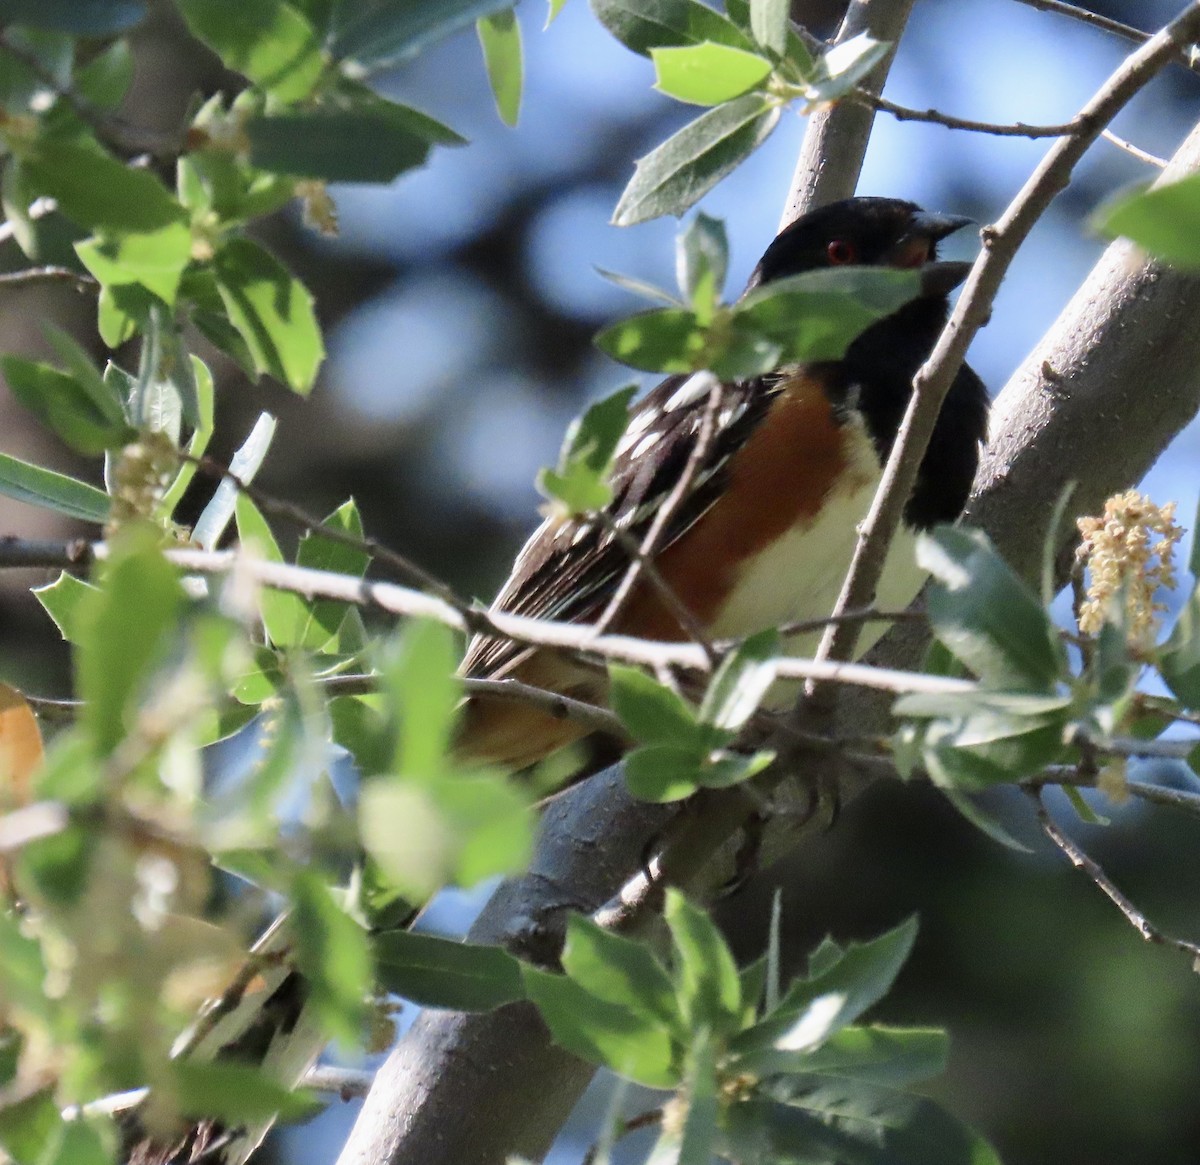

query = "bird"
[457, 197, 990, 770]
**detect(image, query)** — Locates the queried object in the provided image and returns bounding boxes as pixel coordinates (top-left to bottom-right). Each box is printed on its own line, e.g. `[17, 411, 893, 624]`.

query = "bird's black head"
[748, 196, 973, 289]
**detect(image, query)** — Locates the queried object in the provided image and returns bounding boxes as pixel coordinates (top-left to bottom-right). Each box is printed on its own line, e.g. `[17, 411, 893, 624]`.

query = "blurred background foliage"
[0, 0, 1198, 1162]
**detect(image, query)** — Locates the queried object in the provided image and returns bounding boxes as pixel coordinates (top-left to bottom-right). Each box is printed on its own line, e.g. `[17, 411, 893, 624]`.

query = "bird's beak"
[919, 259, 973, 298]
[908, 211, 975, 242]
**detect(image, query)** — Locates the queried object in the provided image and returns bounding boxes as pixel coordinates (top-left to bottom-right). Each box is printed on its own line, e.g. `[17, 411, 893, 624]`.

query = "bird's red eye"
[826, 240, 857, 265]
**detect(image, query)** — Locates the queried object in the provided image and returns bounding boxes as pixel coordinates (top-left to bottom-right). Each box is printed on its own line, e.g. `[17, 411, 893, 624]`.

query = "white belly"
[705, 420, 924, 703]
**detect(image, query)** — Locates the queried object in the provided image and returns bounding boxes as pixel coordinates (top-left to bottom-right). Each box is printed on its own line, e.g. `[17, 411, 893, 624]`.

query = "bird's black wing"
[461, 372, 778, 679]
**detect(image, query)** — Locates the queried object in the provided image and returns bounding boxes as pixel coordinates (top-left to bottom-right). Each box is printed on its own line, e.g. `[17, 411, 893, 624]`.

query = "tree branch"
[780, 0, 918, 225]
[814, 2, 1200, 670]
[1032, 790, 1200, 965]
[861, 91, 1081, 137]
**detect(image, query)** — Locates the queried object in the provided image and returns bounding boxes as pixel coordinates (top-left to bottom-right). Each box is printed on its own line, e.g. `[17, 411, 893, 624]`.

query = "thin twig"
[1031, 790, 1200, 967]
[24, 694, 81, 721]
[1126, 777, 1200, 819]
[812, 2, 1200, 673]
[597, 512, 717, 658]
[862, 91, 1081, 138]
[1010, 0, 1185, 56]
[322, 672, 627, 738]
[771, 606, 923, 640]
[592, 374, 723, 662]
[0, 535, 93, 569]
[0, 266, 95, 289]
[1101, 128, 1169, 167]
[581, 1108, 664, 1165]
[303, 1066, 374, 1100]
[188, 454, 480, 626]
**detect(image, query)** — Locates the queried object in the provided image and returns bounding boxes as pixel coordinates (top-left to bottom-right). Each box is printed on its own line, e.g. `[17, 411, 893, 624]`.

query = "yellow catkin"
[1075, 490, 1183, 647]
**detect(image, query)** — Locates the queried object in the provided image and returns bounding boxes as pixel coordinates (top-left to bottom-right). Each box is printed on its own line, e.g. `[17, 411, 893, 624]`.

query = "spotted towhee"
[458, 197, 990, 769]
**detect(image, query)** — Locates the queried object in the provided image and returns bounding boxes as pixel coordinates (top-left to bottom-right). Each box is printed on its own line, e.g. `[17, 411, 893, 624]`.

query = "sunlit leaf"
[1094, 172, 1200, 267]
[477, 9, 523, 126]
[613, 92, 780, 225]
[175, 0, 324, 102]
[652, 41, 772, 105]
[212, 238, 324, 394]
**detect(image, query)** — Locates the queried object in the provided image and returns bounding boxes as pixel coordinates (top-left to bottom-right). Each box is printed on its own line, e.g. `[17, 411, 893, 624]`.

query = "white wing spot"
[665, 371, 717, 412]
[614, 406, 658, 456]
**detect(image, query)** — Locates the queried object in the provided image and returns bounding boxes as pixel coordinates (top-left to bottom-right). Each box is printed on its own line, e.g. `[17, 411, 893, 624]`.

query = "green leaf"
[171, 1061, 317, 1124]
[733, 917, 918, 1056]
[721, 265, 920, 376]
[0, 1088, 62, 1165]
[1093, 172, 1200, 268]
[1161, 587, 1200, 706]
[235, 494, 312, 648]
[676, 211, 728, 318]
[613, 92, 780, 225]
[546, 0, 569, 24]
[594, 308, 707, 372]
[918, 526, 1064, 692]
[74, 38, 135, 108]
[359, 772, 532, 899]
[652, 41, 772, 105]
[34, 571, 100, 643]
[647, 1028, 718, 1165]
[291, 870, 371, 1044]
[373, 929, 524, 1010]
[536, 384, 637, 514]
[293, 500, 370, 650]
[749, 0, 788, 55]
[596, 267, 683, 307]
[725, 1085, 1001, 1165]
[0, 0, 144, 34]
[381, 619, 461, 778]
[477, 9, 523, 126]
[76, 219, 193, 306]
[246, 96, 464, 183]
[591, 0, 755, 57]
[44, 325, 127, 425]
[23, 138, 185, 233]
[609, 663, 701, 744]
[664, 888, 741, 1033]
[739, 1024, 949, 1086]
[523, 966, 679, 1087]
[699, 629, 778, 731]
[331, 0, 516, 69]
[697, 746, 774, 788]
[562, 914, 681, 1031]
[938, 788, 1033, 853]
[624, 742, 708, 801]
[1190, 496, 1200, 580]
[76, 529, 183, 755]
[40, 1121, 110, 1165]
[211, 237, 324, 394]
[175, 0, 324, 102]
[0, 453, 108, 523]
[1, 356, 132, 455]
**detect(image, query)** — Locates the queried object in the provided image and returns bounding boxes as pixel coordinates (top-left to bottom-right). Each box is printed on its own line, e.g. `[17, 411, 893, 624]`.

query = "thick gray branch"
[779, 0, 917, 225]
